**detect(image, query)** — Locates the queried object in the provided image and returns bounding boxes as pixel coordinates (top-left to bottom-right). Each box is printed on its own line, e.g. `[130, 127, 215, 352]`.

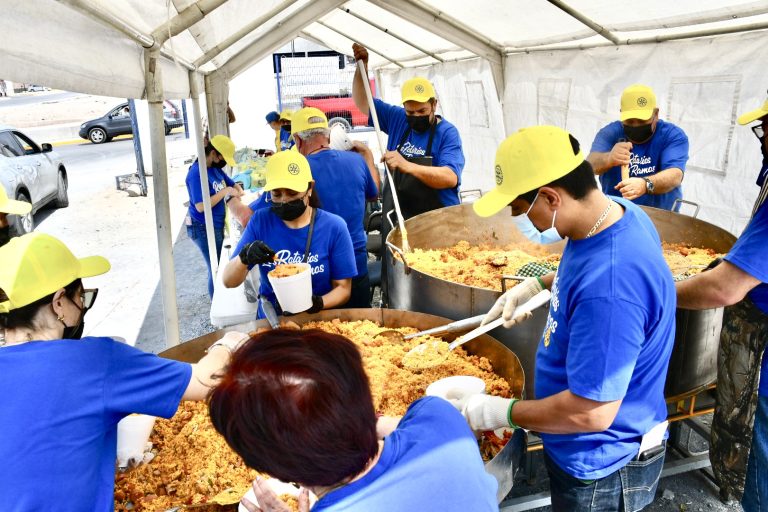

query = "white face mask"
[511, 193, 564, 245]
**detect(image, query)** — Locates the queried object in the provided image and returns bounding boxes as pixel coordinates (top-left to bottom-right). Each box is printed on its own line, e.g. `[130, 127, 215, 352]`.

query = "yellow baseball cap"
[263, 150, 313, 193]
[473, 126, 584, 218]
[401, 77, 436, 104]
[279, 110, 293, 121]
[210, 134, 236, 167]
[738, 95, 768, 125]
[291, 107, 328, 136]
[0, 233, 110, 313]
[620, 84, 657, 122]
[0, 187, 32, 216]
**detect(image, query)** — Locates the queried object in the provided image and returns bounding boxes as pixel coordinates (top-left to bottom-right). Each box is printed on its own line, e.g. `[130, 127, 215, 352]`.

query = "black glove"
[283, 295, 324, 316]
[704, 257, 723, 271]
[239, 240, 276, 266]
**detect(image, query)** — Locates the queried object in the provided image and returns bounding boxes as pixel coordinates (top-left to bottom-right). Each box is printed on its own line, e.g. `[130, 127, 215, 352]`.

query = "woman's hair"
[0, 279, 81, 330]
[208, 329, 378, 487]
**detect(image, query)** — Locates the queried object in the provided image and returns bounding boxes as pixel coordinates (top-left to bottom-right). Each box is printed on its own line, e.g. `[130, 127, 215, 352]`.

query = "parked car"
[301, 79, 376, 132]
[0, 125, 68, 234]
[78, 100, 184, 144]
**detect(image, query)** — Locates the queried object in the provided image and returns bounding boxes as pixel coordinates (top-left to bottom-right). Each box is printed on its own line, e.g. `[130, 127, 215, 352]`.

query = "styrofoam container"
[238, 479, 316, 512]
[426, 375, 486, 400]
[116, 414, 156, 467]
[267, 263, 313, 313]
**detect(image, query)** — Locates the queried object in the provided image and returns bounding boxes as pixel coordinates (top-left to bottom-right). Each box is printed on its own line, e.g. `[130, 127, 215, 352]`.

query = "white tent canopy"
[2, 0, 767, 346]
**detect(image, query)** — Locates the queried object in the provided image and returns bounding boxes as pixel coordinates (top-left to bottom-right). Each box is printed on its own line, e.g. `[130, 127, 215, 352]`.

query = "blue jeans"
[544, 447, 664, 512]
[186, 220, 224, 298]
[744, 395, 768, 512]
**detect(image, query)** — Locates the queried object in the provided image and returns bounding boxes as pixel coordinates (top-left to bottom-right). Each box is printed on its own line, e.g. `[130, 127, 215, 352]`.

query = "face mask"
[511, 194, 564, 245]
[0, 226, 10, 247]
[61, 297, 86, 340]
[757, 138, 768, 188]
[406, 114, 432, 133]
[281, 124, 291, 133]
[211, 158, 227, 169]
[271, 197, 307, 221]
[623, 123, 654, 144]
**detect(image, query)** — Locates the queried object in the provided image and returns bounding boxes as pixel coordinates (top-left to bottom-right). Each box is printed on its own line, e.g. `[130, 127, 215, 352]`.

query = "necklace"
[585, 200, 614, 238]
[307, 145, 329, 155]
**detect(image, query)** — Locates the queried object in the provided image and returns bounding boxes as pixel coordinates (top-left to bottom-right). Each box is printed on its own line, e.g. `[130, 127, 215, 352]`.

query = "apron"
[710, 296, 768, 501]
[380, 121, 444, 306]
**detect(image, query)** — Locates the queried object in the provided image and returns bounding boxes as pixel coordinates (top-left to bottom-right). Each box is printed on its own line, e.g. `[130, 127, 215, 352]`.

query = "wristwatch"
[643, 177, 655, 194]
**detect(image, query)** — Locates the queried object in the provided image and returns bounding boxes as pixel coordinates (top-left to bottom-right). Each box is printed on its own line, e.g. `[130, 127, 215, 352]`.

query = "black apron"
[380, 121, 444, 306]
[710, 296, 768, 501]
[381, 122, 445, 222]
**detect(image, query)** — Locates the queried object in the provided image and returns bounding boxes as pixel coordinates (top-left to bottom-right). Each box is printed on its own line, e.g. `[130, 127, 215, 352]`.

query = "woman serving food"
[222, 151, 357, 317]
[0, 233, 248, 511]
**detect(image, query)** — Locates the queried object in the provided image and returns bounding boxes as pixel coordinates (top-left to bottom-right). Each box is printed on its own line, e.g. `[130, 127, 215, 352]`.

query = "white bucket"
[267, 263, 313, 313]
[116, 414, 156, 468]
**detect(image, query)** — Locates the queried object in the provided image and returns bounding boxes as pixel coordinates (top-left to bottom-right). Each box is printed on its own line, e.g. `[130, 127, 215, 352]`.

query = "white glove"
[461, 394, 513, 432]
[116, 414, 157, 470]
[207, 331, 250, 353]
[482, 277, 543, 328]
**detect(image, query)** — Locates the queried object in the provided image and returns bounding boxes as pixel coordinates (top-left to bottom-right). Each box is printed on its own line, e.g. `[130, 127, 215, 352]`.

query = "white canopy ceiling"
[2, 0, 767, 100]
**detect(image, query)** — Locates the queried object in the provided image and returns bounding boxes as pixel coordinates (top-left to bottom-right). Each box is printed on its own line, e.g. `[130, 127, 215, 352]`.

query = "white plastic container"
[116, 414, 156, 468]
[267, 263, 313, 313]
[426, 375, 486, 401]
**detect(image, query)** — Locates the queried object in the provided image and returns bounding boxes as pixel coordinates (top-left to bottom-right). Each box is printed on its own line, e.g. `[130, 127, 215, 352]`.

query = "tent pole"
[189, 71, 220, 282]
[545, 0, 621, 44]
[219, 0, 347, 79]
[337, 7, 444, 63]
[193, 0, 303, 67]
[145, 48, 181, 348]
[315, 21, 404, 68]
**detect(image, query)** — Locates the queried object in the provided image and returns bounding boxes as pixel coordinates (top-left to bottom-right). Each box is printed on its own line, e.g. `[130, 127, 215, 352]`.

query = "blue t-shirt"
[371, 98, 465, 208]
[535, 198, 676, 480]
[249, 193, 269, 212]
[312, 397, 497, 512]
[279, 129, 294, 151]
[232, 208, 357, 316]
[590, 119, 689, 210]
[0, 337, 191, 512]
[308, 149, 378, 277]
[185, 160, 235, 228]
[724, 202, 768, 396]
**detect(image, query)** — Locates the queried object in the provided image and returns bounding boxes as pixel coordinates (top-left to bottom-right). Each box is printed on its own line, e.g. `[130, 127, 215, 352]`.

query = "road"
[0, 91, 82, 109]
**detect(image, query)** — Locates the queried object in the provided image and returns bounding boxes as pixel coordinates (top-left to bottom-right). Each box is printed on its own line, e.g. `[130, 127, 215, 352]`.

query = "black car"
[78, 101, 184, 144]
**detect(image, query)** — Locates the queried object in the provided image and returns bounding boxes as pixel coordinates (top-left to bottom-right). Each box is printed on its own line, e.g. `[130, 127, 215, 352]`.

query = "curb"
[50, 128, 184, 147]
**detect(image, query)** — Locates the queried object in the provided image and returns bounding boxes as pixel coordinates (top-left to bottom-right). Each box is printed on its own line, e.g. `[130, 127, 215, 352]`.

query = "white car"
[0, 125, 68, 234]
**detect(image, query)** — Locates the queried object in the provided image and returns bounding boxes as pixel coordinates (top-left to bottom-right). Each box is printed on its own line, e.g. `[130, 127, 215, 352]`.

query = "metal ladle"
[401, 290, 552, 370]
[373, 314, 487, 344]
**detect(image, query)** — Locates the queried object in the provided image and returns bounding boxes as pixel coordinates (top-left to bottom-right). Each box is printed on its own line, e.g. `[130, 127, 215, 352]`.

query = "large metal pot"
[385, 203, 736, 399]
[160, 308, 525, 503]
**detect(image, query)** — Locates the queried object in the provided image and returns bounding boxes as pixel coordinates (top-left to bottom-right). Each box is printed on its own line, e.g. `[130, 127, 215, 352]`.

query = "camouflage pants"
[711, 298, 768, 501]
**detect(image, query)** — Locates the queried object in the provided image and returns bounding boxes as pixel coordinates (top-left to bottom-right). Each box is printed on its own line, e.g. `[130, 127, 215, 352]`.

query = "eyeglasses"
[80, 288, 98, 311]
[752, 124, 765, 140]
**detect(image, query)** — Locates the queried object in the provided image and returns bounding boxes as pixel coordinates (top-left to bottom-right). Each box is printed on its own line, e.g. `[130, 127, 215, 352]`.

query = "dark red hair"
[208, 329, 378, 486]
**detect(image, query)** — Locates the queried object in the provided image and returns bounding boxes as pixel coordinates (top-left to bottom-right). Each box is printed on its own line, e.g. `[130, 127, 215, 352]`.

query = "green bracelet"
[535, 276, 545, 290]
[507, 398, 521, 429]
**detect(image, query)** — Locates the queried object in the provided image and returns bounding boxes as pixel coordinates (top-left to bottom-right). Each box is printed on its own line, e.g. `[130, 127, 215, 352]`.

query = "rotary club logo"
[495, 165, 503, 185]
[415, 84, 425, 94]
[287, 163, 300, 175]
[637, 97, 648, 107]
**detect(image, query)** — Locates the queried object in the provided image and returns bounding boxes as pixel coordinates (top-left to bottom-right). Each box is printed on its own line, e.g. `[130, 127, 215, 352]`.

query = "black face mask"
[211, 158, 227, 169]
[406, 114, 433, 133]
[0, 226, 10, 248]
[271, 198, 307, 221]
[61, 300, 86, 340]
[623, 123, 655, 144]
[281, 124, 291, 133]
